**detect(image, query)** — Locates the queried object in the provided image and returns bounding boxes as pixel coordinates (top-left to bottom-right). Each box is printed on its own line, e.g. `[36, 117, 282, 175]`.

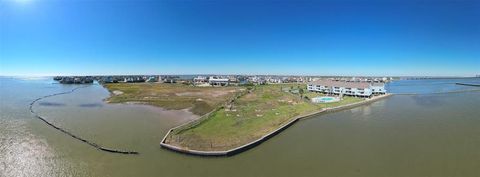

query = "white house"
[209, 76, 229, 86]
[193, 76, 208, 85]
[307, 80, 385, 97]
[371, 83, 387, 94]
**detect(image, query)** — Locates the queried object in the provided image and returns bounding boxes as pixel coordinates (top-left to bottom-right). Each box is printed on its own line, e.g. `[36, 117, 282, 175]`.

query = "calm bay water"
[1, 77, 480, 177]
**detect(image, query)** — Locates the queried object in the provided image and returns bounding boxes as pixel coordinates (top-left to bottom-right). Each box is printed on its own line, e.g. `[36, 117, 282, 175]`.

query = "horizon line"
[0, 74, 478, 78]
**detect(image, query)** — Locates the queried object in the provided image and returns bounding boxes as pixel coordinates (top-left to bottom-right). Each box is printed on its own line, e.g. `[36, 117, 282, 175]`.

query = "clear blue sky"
[0, 0, 479, 76]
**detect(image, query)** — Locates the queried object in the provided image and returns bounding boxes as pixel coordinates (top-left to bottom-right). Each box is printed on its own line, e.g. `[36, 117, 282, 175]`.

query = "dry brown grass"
[104, 83, 244, 115]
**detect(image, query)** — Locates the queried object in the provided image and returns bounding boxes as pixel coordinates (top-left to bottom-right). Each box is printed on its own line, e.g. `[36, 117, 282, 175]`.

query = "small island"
[103, 77, 390, 156]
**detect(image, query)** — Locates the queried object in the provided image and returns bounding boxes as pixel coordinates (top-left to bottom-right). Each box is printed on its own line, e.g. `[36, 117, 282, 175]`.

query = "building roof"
[308, 80, 370, 89]
[209, 78, 229, 82]
[371, 82, 385, 87]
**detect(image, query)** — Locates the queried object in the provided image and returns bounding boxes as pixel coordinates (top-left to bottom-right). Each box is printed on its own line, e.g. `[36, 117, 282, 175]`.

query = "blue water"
[386, 78, 480, 94]
[321, 97, 334, 101]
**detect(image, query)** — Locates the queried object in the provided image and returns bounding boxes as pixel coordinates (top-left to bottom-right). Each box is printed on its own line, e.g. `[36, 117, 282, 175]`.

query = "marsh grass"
[104, 83, 243, 115]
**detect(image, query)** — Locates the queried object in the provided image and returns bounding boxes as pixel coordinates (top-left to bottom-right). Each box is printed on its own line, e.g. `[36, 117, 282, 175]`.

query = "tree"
[299, 88, 304, 98]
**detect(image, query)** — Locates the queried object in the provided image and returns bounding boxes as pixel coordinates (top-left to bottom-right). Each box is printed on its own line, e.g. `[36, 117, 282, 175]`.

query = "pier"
[456, 83, 480, 87]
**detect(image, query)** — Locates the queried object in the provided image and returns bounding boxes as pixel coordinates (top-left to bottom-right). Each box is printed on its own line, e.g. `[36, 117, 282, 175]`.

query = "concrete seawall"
[160, 94, 392, 156]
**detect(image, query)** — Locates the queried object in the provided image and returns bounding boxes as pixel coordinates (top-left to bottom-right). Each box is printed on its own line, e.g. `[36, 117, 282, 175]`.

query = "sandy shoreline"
[99, 83, 201, 127]
[103, 100, 200, 125]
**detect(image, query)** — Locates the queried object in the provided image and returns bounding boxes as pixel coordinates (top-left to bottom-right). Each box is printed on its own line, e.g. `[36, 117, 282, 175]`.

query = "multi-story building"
[307, 80, 386, 97]
[370, 83, 387, 94]
[209, 76, 229, 86]
[193, 76, 208, 85]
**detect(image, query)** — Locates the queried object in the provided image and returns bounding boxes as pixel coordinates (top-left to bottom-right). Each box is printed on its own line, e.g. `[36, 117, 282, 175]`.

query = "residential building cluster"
[307, 79, 386, 97]
[54, 76, 94, 84]
[53, 75, 394, 92]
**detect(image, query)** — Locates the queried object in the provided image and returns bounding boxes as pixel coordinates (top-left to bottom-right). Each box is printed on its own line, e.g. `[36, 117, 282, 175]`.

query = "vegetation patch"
[104, 83, 244, 115]
[164, 84, 364, 151]
[104, 83, 365, 151]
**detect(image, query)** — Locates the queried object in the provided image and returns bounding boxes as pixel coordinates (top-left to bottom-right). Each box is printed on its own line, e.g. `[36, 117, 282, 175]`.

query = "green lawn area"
[303, 91, 325, 98]
[316, 96, 364, 109]
[302, 91, 364, 109]
[165, 84, 364, 151]
[104, 83, 244, 115]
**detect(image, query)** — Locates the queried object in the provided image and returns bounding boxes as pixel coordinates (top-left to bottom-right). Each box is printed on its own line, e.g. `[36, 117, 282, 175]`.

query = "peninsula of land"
[99, 75, 391, 156]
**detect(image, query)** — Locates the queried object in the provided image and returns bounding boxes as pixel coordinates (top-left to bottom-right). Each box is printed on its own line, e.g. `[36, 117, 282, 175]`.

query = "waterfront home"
[371, 83, 387, 94]
[163, 79, 176, 83]
[266, 77, 283, 84]
[307, 80, 379, 97]
[146, 76, 158, 82]
[209, 76, 229, 86]
[58, 76, 94, 84]
[228, 76, 239, 83]
[103, 76, 114, 83]
[193, 76, 208, 85]
[162, 76, 178, 83]
[247, 76, 267, 85]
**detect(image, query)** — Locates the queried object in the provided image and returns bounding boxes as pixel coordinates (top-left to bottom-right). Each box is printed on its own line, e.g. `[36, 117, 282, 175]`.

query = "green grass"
[303, 91, 326, 99]
[165, 84, 365, 151]
[301, 91, 364, 109]
[316, 96, 364, 109]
